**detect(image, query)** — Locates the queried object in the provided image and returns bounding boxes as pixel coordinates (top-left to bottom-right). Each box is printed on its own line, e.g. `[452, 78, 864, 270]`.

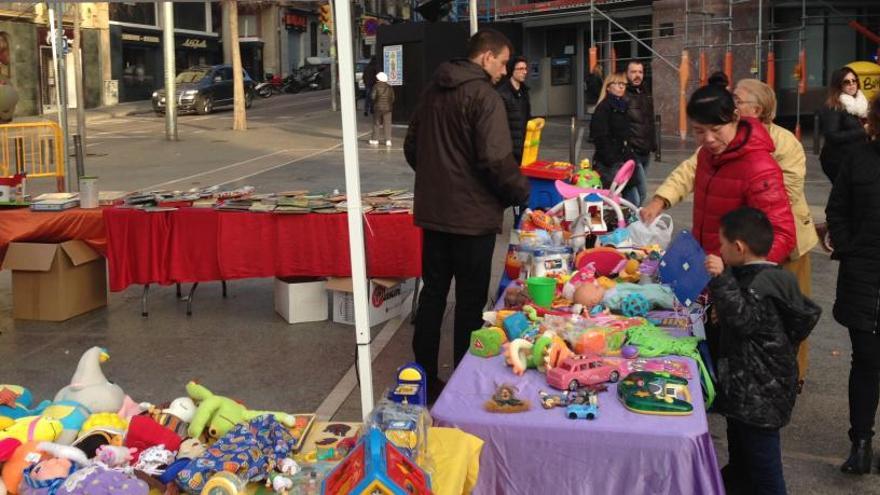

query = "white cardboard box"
[326, 277, 415, 326]
[274, 277, 328, 324]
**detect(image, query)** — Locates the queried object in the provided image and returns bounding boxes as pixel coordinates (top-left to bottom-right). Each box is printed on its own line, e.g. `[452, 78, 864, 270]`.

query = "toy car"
[546, 354, 624, 391]
[566, 403, 599, 420]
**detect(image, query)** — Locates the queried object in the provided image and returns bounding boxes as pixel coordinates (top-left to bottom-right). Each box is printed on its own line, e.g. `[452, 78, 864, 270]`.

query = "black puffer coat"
[708, 264, 821, 429]
[590, 95, 635, 186]
[820, 106, 867, 182]
[623, 83, 656, 154]
[496, 79, 530, 164]
[827, 140, 880, 333]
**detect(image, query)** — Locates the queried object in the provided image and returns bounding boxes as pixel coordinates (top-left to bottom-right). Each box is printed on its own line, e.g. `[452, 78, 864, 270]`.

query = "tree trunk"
[227, 0, 247, 131]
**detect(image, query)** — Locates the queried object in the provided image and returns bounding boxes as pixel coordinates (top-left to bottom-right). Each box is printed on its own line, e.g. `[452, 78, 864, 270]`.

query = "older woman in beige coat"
[641, 79, 818, 390]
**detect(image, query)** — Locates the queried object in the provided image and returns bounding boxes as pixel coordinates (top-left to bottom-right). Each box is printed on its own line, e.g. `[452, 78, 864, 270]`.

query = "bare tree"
[226, 0, 246, 130]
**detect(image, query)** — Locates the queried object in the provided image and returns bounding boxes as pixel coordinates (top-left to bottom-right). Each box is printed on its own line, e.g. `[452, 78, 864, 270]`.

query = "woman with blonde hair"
[641, 78, 817, 390]
[589, 72, 641, 204]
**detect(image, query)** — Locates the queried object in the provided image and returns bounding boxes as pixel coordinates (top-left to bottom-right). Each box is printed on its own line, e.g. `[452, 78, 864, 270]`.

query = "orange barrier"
[766, 52, 776, 89]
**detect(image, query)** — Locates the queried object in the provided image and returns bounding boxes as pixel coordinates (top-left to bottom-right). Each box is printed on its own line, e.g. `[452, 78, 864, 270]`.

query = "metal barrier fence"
[0, 121, 65, 191]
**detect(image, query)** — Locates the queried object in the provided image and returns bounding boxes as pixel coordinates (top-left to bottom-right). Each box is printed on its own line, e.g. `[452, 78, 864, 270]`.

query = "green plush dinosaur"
[186, 382, 295, 440]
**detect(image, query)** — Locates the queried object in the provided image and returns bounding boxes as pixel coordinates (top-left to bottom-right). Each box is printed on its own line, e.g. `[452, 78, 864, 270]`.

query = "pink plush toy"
[95, 445, 136, 468]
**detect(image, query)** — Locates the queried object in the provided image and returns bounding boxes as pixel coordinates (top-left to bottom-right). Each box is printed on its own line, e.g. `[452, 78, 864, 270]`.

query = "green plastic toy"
[625, 323, 716, 407]
[469, 328, 507, 358]
[617, 371, 694, 415]
[186, 382, 296, 440]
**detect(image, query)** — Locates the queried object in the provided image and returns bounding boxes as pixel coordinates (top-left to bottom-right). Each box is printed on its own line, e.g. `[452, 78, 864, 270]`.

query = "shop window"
[174, 2, 208, 32]
[110, 3, 156, 26]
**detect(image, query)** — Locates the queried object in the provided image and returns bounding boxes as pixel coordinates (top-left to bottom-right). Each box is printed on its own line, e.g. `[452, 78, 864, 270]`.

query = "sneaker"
[368, 140, 378, 146]
[385, 140, 392, 147]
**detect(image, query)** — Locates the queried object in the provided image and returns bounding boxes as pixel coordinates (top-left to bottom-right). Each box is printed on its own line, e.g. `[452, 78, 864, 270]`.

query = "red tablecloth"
[104, 208, 422, 291]
[0, 207, 107, 261]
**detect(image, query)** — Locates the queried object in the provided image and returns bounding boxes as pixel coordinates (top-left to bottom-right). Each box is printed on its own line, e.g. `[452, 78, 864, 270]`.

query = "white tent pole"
[469, 0, 478, 35]
[333, 0, 374, 420]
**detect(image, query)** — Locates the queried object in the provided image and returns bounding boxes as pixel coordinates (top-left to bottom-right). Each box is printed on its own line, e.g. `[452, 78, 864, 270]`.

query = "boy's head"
[718, 207, 774, 265]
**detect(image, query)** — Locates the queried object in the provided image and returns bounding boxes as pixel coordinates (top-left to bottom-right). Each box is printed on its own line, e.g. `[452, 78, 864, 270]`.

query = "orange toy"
[2, 441, 44, 494]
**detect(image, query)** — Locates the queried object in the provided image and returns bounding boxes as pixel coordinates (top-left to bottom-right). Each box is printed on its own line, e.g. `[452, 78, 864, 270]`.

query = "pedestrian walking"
[705, 207, 820, 495]
[826, 96, 880, 475]
[404, 29, 530, 403]
[497, 56, 531, 165]
[622, 60, 655, 206]
[369, 72, 395, 147]
[642, 78, 818, 392]
[362, 56, 379, 117]
[589, 72, 638, 205]
[819, 66, 869, 183]
[585, 64, 604, 110]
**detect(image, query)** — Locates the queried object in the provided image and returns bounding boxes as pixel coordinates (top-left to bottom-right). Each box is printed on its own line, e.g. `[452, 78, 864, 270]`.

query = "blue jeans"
[723, 418, 787, 495]
[632, 152, 651, 207]
[620, 160, 646, 207]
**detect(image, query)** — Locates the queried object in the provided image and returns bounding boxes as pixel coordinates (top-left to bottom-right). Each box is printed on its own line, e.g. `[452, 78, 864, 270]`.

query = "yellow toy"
[617, 259, 641, 283]
[0, 416, 63, 443]
[520, 117, 546, 166]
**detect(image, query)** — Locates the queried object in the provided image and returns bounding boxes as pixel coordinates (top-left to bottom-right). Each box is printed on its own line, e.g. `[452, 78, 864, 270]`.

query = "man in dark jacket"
[496, 56, 531, 165]
[404, 30, 530, 402]
[362, 56, 378, 116]
[623, 61, 655, 204]
[705, 207, 821, 495]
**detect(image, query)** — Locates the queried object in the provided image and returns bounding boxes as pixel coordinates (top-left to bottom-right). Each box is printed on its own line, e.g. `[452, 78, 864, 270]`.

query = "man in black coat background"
[496, 56, 531, 165]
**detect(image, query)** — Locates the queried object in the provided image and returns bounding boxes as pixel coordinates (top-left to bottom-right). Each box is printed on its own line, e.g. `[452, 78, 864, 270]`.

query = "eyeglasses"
[842, 78, 858, 85]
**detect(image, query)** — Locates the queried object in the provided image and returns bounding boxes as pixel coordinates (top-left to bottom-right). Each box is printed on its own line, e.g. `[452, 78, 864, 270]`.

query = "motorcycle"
[255, 74, 284, 98]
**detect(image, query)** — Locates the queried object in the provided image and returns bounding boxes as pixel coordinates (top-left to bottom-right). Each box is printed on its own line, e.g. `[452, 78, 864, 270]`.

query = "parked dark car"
[152, 65, 254, 115]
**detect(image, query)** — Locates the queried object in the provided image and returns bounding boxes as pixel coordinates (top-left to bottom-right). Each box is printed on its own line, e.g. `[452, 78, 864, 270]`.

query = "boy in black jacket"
[705, 207, 821, 495]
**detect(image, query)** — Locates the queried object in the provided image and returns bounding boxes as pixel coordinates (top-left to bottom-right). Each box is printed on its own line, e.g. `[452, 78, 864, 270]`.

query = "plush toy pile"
[0, 347, 314, 495]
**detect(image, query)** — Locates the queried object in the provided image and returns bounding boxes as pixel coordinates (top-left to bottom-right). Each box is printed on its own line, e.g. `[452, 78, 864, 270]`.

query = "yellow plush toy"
[0, 416, 62, 443]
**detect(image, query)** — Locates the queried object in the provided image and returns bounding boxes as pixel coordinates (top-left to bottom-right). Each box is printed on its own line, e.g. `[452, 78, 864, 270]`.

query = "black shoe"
[426, 377, 447, 405]
[841, 438, 872, 474]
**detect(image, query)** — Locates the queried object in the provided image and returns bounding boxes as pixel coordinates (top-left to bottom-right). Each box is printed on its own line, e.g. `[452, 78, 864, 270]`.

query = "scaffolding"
[459, 0, 880, 140]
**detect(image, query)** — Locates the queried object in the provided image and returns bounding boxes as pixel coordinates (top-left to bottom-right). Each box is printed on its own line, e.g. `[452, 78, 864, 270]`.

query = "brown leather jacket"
[371, 81, 395, 113]
[404, 59, 530, 235]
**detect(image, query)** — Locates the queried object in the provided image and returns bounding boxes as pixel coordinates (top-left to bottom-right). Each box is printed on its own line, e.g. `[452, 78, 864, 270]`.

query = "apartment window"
[110, 3, 157, 26]
[239, 14, 258, 37]
[174, 2, 208, 32]
[659, 23, 674, 38]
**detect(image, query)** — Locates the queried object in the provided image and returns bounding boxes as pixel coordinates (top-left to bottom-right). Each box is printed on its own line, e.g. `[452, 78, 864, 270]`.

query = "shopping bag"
[627, 213, 674, 248]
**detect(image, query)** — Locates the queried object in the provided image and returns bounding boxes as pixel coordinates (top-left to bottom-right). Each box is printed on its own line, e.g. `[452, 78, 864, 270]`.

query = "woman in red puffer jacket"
[686, 84, 796, 263]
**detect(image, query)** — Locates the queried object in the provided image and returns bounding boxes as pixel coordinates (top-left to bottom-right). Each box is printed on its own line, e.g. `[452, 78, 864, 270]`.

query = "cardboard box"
[2, 241, 107, 321]
[274, 277, 328, 324]
[326, 277, 415, 326]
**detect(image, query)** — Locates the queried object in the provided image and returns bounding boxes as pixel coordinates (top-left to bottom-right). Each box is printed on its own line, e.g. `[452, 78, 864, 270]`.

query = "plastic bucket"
[526, 276, 556, 308]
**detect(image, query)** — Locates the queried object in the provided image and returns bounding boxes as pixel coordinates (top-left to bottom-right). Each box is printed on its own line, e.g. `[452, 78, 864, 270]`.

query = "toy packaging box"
[2, 241, 107, 321]
[326, 277, 415, 326]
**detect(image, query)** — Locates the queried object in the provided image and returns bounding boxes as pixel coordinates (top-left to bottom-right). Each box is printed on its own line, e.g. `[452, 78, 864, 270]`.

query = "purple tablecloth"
[431, 354, 724, 495]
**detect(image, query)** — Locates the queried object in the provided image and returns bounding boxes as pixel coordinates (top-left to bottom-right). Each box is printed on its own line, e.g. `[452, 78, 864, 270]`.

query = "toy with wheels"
[322, 427, 432, 495]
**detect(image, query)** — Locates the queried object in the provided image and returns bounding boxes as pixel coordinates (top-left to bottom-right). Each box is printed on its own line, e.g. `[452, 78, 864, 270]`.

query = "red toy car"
[546, 355, 624, 391]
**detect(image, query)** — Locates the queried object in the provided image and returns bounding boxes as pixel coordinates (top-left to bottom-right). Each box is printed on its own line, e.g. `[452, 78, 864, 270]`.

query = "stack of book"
[31, 193, 79, 212]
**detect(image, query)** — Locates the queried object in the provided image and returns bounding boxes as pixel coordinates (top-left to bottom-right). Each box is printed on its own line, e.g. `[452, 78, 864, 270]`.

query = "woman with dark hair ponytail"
[650, 84, 796, 263]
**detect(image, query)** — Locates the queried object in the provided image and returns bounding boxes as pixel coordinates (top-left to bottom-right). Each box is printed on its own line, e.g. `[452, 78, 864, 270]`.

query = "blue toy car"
[566, 403, 599, 420]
